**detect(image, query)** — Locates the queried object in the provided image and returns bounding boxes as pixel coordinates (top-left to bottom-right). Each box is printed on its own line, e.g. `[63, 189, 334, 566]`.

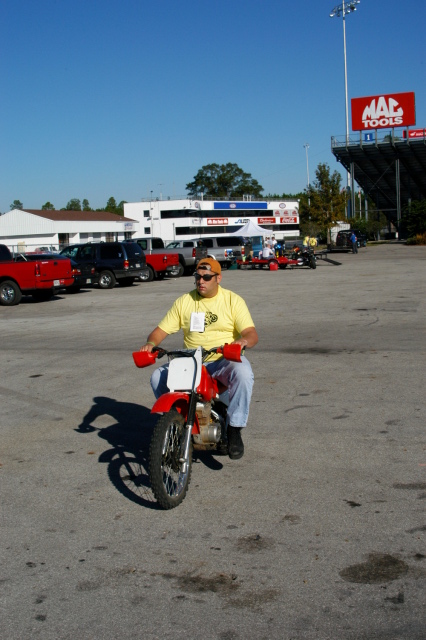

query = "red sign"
[207, 218, 228, 226]
[351, 92, 416, 130]
[402, 128, 426, 139]
[258, 217, 275, 224]
[280, 216, 297, 224]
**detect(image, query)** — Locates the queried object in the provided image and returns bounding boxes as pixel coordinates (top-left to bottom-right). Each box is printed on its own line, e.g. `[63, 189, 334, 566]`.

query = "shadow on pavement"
[76, 396, 158, 509]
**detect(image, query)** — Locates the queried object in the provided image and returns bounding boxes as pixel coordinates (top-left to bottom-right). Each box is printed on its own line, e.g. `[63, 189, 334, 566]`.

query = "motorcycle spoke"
[161, 424, 184, 496]
[149, 410, 192, 509]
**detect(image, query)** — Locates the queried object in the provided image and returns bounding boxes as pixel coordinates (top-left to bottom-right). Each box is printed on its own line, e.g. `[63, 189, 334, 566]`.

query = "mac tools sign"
[351, 92, 416, 130]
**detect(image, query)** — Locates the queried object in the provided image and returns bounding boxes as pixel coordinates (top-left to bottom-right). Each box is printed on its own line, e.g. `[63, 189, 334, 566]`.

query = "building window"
[144, 210, 150, 217]
[160, 209, 197, 219]
[106, 233, 114, 242]
[144, 227, 151, 235]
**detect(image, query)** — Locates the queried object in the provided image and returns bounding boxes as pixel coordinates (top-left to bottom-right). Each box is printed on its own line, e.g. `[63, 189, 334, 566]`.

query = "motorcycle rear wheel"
[149, 410, 192, 509]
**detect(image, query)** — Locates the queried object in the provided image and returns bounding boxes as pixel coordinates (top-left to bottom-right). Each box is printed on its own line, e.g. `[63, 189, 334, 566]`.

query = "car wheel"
[98, 270, 116, 289]
[0, 280, 22, 306]
[173, 263, 184, 278]
[139, 266, 154, 282]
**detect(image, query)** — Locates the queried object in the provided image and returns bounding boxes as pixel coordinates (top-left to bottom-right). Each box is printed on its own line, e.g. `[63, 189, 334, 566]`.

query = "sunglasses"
[194, 272, 218, 282]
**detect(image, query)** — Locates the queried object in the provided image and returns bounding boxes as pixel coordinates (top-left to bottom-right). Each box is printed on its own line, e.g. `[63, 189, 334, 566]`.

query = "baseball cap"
[196, 257, 221, 274]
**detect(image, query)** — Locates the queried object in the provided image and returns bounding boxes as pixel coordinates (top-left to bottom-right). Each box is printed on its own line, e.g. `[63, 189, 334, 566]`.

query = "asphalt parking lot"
[1, 244, 425, 640]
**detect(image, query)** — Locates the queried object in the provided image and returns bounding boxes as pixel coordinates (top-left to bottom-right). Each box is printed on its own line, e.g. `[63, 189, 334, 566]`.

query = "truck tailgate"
[195, 247, 208, 259]
[33, 257, 74, 288]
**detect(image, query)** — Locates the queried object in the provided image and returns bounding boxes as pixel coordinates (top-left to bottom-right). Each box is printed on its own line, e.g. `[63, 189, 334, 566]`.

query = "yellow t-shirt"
[158, 286, 255, 360]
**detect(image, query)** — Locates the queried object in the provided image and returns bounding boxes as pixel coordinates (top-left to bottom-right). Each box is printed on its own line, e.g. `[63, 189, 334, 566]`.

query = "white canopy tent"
[229, 220, 269, 236]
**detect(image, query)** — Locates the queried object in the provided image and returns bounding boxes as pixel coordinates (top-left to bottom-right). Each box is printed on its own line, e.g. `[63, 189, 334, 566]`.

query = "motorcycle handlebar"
[132, 343, 242, 369]
[216, 343, 242, 362]
[132, 350, 159, 368]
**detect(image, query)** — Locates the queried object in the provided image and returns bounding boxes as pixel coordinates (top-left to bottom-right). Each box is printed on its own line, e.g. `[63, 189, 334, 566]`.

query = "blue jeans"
[150, 356, 254, 428]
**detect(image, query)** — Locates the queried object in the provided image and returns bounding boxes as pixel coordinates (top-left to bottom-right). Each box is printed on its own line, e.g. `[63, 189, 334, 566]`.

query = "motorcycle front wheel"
[149, 409, 192, 509]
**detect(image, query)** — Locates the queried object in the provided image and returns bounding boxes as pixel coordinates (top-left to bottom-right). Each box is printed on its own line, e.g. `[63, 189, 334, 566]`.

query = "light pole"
[303, 143, 310, 190]
[303, 143, 310, 213]
[330, 0, 360, 215]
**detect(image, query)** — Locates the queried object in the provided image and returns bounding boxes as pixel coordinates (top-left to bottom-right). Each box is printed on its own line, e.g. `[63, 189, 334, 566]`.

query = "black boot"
[227, 426, 244, 460]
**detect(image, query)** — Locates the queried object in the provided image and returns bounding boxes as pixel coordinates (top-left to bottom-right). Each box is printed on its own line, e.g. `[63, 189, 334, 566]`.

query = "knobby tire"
[149, 409, 192, 509]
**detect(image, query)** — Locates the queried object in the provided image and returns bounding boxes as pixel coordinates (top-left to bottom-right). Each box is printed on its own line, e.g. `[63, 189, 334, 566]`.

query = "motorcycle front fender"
[151, 393, 201, 434]
[151, 392, 189, 415]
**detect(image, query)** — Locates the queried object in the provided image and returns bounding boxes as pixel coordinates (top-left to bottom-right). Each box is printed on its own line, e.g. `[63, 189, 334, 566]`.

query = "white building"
[0, 209, 139, 253]
[124, 198, 300, 243]
[0, 199, 300, 252]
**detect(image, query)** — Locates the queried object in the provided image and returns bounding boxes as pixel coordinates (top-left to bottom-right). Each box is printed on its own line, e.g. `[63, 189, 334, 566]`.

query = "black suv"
[60, 242, 149, 288]
[336, 229, 367, 249]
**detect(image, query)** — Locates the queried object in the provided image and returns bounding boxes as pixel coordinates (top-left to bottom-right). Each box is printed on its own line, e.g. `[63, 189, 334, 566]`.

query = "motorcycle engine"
[193, 402, 221, 447]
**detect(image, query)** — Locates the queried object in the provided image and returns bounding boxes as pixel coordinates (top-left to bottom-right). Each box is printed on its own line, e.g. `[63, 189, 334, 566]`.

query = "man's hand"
[232, 338, 249, 349]
[139, 343, 155, 353]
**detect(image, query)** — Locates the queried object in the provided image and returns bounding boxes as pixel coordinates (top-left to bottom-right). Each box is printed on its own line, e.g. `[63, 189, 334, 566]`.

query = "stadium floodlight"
[330, 0, 360, 202]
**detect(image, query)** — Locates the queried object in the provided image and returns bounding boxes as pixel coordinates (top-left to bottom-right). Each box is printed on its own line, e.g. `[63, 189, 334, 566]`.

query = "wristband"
[146, 341, 156, 347]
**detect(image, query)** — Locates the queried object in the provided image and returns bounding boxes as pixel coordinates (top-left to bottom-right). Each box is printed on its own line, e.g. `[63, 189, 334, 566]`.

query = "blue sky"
[1, 0, 424, 212]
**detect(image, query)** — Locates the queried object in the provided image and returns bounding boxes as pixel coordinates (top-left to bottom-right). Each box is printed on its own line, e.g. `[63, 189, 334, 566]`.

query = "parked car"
[0, 245, 73, 306]
[146, 238, 207, 274]
[34, 246, 58, 253]
[336, 229, 367, 249]
[60, 242, 148, 289]
[15, 253, 99, 292]
[193, 236, 248, 266]
[131, 241, 180, 281]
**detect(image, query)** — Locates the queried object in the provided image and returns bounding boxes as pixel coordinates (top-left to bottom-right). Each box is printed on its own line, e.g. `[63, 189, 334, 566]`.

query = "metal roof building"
[0, 209, 139, 252]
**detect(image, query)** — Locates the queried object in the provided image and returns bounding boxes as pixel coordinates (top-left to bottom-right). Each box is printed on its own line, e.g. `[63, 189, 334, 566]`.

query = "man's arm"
[232, 326, 258, 350]
[140, 326, 169, 352]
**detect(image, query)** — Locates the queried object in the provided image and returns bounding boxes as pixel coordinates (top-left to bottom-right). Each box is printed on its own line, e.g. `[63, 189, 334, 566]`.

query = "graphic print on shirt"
[205, 311, 218, 327]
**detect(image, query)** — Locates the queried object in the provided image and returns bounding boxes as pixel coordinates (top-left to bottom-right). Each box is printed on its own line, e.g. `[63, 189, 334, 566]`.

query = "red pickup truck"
[139, 252, 180, 282]
[0, 245, 74, 306]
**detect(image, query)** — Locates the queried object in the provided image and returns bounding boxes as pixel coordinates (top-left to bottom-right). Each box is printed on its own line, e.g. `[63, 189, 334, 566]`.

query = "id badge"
[190, 312, 205, 332]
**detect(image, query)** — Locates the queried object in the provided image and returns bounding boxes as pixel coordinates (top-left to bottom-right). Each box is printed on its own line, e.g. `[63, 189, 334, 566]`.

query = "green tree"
[366, 211, 388, 240]
[105, 197, 118, 214]
[10, 199, 23, 210]
[401, 200, 426, 238]
[300, 163, 346, 239]
[82, 199, 92, 211]
[117, 200, 127, 216]
[41, 201, 55, 210]
[65, 198, 81, 211]
[186, 163, 263, 199]
[265, 191, 304, 200]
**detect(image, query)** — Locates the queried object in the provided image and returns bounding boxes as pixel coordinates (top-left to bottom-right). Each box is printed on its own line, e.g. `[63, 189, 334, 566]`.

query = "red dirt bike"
[132, 343, 242, 509]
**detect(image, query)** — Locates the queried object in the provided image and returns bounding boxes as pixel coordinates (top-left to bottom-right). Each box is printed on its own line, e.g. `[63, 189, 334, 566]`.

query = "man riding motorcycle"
[140, 258, 258, 460]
